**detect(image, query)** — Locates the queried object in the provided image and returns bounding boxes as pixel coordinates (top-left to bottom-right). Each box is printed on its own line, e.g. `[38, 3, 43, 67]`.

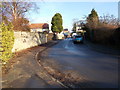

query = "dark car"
[73, 35, 83, 44]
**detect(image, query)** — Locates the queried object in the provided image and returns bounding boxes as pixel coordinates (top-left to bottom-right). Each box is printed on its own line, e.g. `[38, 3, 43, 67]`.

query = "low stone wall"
[47, 33, 53, 41]
[12, 31, 47, 52]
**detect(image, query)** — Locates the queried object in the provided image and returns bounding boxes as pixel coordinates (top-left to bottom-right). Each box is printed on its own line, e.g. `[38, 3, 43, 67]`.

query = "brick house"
[29, 23, 49, 33]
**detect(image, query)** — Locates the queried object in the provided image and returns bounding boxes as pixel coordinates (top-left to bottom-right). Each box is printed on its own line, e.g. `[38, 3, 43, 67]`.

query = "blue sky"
[27, 2, 118, 31]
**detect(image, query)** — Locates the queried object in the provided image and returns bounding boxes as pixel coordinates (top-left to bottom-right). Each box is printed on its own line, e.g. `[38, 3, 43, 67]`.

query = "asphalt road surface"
[48, 38, 118, 88]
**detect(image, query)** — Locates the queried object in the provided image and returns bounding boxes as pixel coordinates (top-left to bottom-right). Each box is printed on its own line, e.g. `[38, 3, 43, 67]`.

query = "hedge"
[0, 22, 14, 64]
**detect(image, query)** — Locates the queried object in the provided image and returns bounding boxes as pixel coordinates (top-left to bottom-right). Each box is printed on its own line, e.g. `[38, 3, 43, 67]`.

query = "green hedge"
[0, 23, 14, 64]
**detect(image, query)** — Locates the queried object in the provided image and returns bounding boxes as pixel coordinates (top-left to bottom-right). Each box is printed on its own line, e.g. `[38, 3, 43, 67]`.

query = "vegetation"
[72, 23, 76, 32]
[85, 9, 99, 41]
[12, 17, 30, 31]
[87, 9, 99, 29]
[51, 13, 63, 33]
[0, 1, 39, 65]
[72, 18, 80, 32]
[1, 1, 38, 31]
[84, 9, 120, 49]
[0, 22, 14, 64]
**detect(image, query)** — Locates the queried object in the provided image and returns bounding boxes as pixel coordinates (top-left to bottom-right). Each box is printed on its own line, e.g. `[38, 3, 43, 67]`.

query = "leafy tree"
[51, 13, 63, 33]
[72, 23, 76, 32]
[86, 9, 99, 41]
[87, 9, 99, 29]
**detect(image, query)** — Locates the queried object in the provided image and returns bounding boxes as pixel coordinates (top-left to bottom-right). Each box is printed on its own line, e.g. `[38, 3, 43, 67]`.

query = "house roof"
[64, 29, 68, 31]
[29, 23, 49, 29]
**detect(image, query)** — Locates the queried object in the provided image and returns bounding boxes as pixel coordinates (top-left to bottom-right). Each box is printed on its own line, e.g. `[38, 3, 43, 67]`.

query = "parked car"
[73, 35, 83, 44]
[72, 33, 77, 38]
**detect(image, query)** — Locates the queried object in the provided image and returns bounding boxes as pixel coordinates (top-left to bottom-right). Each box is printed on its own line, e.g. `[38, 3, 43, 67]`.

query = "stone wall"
[47, 33, 53, 41]
[12, 31, 47, 52]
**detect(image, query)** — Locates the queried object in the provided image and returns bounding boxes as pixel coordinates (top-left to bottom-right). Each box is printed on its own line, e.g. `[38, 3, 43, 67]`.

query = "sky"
[27, 2, 118, 31]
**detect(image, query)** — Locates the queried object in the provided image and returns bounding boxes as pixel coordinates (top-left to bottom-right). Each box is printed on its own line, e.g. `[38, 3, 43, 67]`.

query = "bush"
[85, 13, 119, 47]
[0, 22, 14, 64]
[93, 26, 115, 44]
[113, 27, 120, 47]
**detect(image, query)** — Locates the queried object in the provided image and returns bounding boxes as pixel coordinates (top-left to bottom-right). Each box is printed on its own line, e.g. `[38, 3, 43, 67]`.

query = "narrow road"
[48, 38, 118, 88]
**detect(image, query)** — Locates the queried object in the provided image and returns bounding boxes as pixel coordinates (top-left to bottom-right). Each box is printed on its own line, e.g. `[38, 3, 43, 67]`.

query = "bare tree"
[99, 14, 119, 26]
[1, 0, 39, 31]
[72, 18, 79, 32]
[3, 1, 38, 19]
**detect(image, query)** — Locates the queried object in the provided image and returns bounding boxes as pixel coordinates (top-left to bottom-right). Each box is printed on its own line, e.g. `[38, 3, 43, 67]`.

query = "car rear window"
[75, 36, 81, 38]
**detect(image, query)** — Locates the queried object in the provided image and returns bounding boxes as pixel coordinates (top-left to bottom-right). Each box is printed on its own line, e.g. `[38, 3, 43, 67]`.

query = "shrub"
[12, 17, 30, 31]
[113, 27, 120, 47]
[93, 26, 115, 44]
[0, 22, 14, 64]
[85, 12, 119, 47]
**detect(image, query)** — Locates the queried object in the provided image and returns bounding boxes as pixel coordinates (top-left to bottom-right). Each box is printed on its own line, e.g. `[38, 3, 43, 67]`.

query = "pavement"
[2, 40, 62, 88]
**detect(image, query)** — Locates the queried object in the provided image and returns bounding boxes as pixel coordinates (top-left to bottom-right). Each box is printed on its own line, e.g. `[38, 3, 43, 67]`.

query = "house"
[63, 29, 70, 38]
[29, 23, 49, 33]
[75, 20, 86, 32]
[63, 29, 69, 35]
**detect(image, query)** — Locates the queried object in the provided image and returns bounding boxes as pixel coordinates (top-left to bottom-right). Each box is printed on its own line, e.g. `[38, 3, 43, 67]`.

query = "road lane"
[48, 38, 118, 88]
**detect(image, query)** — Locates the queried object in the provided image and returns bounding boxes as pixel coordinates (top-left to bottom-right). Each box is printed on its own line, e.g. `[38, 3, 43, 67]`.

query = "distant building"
[63, 28, 71, 38]
[29, 23, 49, 33]
[63, 29, 69, 35]
[75, 20, 86, 32]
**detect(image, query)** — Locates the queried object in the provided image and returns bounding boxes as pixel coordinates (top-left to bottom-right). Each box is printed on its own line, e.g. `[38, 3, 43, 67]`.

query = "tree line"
[73, 9, 120, 49]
